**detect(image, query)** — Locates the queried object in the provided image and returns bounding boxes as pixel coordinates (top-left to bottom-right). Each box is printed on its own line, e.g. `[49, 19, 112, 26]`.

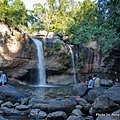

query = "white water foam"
[32, 38, 46, 85]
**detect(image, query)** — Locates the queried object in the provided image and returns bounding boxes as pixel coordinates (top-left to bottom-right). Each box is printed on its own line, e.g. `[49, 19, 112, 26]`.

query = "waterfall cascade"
[67, 45, 77, 88]
[32, 38, 46, 85]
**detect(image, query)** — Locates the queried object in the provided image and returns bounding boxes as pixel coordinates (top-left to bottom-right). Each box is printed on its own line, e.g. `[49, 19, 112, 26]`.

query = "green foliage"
[54, 42, 61, 51]
[0, 0, 119, 58]
[29, 0, 76, 34]
[78, 61, 84, 68]
[96, 0, 120, 54]
[0, 0, 28, 27]
[68, 0, 98, 45]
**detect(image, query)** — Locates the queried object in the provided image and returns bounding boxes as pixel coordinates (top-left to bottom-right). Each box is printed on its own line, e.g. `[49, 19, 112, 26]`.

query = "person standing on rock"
[93, 74, 101, 88]
[77, 76, 94, 98]
[0, 71, 8, 86]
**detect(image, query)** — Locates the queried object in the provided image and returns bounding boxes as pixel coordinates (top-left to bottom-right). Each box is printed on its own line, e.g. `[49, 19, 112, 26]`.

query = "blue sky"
[21, 0, 84, 10]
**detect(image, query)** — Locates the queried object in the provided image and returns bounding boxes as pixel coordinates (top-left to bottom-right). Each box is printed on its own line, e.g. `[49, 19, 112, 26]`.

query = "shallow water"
[15, 84, 74, 98]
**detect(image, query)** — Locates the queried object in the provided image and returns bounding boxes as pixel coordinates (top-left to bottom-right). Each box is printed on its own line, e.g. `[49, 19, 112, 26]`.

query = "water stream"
[32, 39, 77, 89]
[32, 38, 46, 85]
[67, 45, 77, 89]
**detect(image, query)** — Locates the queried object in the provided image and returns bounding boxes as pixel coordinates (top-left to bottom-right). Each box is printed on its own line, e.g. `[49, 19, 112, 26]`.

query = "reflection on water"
[15, 84, 74, 99]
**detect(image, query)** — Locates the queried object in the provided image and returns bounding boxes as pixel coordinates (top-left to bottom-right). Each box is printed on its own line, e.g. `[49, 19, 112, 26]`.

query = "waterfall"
[32, 38, 46, 85]
[67, 45, 77, 88]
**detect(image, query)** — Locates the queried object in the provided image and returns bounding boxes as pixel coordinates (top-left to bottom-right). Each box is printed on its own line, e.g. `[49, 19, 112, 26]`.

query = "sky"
[21, 0, 47, 10]
[21, 0, 85, 10]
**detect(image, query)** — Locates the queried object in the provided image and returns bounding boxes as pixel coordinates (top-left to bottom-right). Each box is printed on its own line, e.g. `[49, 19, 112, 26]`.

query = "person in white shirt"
[0, 71, 8, 86]
[77, 76, 94, 98]
[93, 74, 101, 88]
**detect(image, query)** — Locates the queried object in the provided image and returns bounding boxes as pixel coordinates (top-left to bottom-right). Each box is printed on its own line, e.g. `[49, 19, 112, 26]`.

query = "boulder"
[73, 83, 87, 96]
[0, 84, 27, 100]
[67, 115, 78, 120]
[92, 86, 120, 115]
[30, 109, 40, 119]
[92, 95, 119, 114]
[104, 86, 120, 104]
[48, 100, 62, 112]
[1, 107, 20, 116]
[1, 101, 14, 108]
[67, 115, 85, 120]
[47, 111, 67, 120]
[48, 98, 76, 113]
[100, 79, 113, 86]
[71, 108, 84, 116]
[60, 99, 77, 113]
[38, 111, 47, 119]
[85, 87, 107, 103]
[96, 109, 120, 120]
[0, 115, 6, 120]
[16, 105, 29, 111]
[76, 98, 91, 111]
[32, 103, 48, 111]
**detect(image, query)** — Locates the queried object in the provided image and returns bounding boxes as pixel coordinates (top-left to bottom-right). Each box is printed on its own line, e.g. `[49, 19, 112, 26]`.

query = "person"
[93, 74, 101, 88]
[112, 78, 115, 84]
[77, 76, 94, 98]
[0, 71, 8, 86]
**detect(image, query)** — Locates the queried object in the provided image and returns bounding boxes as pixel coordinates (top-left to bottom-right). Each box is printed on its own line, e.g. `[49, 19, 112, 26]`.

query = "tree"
[27, 3, 45, 32]
[29, 0, 78, 34]
[0, 0, 28, 27]
[68, 0, 98, 45]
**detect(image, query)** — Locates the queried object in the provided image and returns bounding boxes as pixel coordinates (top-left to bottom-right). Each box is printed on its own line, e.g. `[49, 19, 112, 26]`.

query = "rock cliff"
[0, 23, 119, 85]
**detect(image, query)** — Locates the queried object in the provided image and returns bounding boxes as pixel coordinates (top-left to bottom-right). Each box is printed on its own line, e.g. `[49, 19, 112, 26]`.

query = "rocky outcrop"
[0, 23, 119, 85]
[92, 85, 120, 116]
[0, 23, 38, 84]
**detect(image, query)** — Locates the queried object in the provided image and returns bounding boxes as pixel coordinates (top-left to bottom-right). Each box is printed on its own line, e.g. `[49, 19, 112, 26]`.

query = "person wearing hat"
[0, 71, 8, 86]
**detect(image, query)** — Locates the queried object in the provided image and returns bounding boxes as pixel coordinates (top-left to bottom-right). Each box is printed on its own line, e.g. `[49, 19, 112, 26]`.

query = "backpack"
[93, 77, 97, 87]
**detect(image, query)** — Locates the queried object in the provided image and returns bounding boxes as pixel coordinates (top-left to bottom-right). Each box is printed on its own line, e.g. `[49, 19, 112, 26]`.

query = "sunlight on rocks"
[0, 24, 10, 36]
[0, 46, 4, 53]
[0, 45, 13, 61]
[7, 39, 22, 53]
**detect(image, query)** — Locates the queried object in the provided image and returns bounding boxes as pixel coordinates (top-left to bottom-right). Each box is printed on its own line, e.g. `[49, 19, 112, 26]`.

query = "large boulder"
[96, 109, 120, 120]
[0, 84, 27, 101]
[76, 98, 91, 111]
[48, 98, 76, 113]
[92, 95, 119, 114]
[104, 86, 120, 104]
[73, 83, 87, 96]
[91, 86, 120, 115]
[47, 111, 67, 120]
[85, 87, 107, 103]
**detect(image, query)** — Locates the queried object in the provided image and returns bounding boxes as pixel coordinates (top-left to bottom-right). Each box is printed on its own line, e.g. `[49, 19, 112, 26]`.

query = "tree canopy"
[0, 0, 27, 27]
[0, 0, 120, 55]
